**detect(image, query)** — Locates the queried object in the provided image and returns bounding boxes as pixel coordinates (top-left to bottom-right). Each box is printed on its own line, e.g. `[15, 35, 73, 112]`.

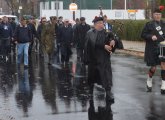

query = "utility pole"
[124, 0, 127, 10]
[80, 0, 82, 17]
[73, 0, 75, 21]
[56, 0, 58, 17]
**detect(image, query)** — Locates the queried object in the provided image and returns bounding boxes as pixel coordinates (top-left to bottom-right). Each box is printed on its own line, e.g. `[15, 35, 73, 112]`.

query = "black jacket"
[28, 23, 38, 39]
[37, 23, 44, 40]
[14, 25, 32, 43]
[58, 25, 73, 45]
[141, 20, 165, 66]
[0, 22, 12, 39]
[58, 25, 73, 56]
[84, 29, 114, 88]
[74, 23, 90, 49]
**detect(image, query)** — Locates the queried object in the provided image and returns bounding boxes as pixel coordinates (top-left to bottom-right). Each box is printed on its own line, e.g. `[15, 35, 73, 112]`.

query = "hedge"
[108, 19, 149, 41]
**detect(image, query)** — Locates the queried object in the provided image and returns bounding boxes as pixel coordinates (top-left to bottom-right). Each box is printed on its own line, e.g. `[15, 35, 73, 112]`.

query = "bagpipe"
[99, 6, 103, 17]
[98, 6, 124, 51]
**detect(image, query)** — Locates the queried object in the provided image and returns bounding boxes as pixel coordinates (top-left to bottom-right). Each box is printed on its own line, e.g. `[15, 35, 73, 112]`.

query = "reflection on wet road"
[0, 52, 165, 120]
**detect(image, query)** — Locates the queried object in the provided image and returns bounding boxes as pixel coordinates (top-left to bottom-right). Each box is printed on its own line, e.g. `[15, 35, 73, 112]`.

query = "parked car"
[0, 15, 19, 24]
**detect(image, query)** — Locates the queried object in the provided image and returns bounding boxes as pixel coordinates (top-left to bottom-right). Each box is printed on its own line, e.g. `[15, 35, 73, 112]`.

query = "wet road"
[0, 50, 165, 120]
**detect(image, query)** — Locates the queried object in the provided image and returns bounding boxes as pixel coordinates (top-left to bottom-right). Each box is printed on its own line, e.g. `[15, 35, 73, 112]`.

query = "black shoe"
[161, 89, 165, 95]
[48, 63, 52, 65]
[24, 65, 29, 69]
[106, 93, 115, 104]
[147, 86, 152, 92]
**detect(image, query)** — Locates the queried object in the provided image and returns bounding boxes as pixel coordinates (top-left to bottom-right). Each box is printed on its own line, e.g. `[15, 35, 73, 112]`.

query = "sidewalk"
[116, 40, 145, 57]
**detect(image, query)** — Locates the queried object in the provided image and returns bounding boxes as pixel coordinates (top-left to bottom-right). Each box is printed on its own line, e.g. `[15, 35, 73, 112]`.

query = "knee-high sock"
[148, 67, 156, 78]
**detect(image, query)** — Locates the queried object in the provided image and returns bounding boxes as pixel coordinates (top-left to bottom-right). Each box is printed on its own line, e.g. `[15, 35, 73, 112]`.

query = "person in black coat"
[27, 17, 38, 55]
[74, 17, 90, 61]
[0, 16, 13, 61]
[58, 19, 73, 66]
[103, 15, 113, 32]
[84, 17, 115, 105]
[141, 8, 165, 94]
[37, 17, 47, 57]
[10, 18, 17, 54]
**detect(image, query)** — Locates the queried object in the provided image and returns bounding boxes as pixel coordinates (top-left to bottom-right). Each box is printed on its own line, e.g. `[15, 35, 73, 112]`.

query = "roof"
[0, 15, 17, 18]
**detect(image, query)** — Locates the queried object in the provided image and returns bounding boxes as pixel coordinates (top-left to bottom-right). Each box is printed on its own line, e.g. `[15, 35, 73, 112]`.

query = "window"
[55, 2, 59, 9]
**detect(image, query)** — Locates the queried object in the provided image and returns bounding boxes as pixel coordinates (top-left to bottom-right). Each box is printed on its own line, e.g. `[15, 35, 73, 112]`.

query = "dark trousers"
[38, 39, 44, 57]
[0, 38, 10, 56]
[61, 54, 69, 63]
[77, 48, 84, 61]
[61, 45, 72, 63]
[28, 40, 34, 55]
[11, 42, 16, 53]
[56, 44, 60, 55]
[56, 44, 61, 63]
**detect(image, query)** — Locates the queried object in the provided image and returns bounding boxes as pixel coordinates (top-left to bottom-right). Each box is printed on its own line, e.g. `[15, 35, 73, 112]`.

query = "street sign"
[69, 3, 78, 11]
[127, 9, 138, 13]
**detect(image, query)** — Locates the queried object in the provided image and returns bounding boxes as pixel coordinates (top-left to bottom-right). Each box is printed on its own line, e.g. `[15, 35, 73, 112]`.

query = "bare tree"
[5, 0, 19, 15]
[5, 0, 35, 15]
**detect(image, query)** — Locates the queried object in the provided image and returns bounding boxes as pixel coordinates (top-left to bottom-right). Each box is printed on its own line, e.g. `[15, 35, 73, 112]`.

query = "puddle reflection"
[88, 100, 113, 120]
[15, 68, 33, 117]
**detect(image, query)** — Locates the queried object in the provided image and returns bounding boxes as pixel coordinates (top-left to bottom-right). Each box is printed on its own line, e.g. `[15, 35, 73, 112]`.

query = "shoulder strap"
[154, 21, 165, 39]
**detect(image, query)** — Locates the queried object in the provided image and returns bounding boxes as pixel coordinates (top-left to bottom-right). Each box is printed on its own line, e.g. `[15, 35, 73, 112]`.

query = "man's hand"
[104, 45, 112, 53]
[110, 40, 115, 47]
[15, 41, 18, 44]
[152, 35, 157, 41]
[11, 37, 14, 41]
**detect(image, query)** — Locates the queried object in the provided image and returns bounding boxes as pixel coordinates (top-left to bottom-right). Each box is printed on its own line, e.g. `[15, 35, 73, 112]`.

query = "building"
[40, 0, 146, 24]
[39, 0, 146, 10]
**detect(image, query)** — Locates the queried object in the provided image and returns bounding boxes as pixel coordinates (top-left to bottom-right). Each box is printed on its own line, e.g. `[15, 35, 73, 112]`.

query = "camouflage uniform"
[41, 21, 56, 64]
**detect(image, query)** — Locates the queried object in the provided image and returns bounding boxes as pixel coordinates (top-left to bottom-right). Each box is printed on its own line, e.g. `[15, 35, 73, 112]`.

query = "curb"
[115, 49, 144, 58]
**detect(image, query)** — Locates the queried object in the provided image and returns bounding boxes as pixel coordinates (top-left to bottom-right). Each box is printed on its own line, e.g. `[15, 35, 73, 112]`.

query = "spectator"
[0, 16, 13, 61]
[58, 19, 73, 66]
[41, 16, 57, 65]
[27, 16, 38, 55]
[14, 17, 32, 68]
[103, 15, 113, 32]
[74, 17, 90, 61]
[37, 17, 47, 57]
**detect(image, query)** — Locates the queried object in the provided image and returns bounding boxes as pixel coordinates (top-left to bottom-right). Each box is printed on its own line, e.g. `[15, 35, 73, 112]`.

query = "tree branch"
[5, 0, 12, 9]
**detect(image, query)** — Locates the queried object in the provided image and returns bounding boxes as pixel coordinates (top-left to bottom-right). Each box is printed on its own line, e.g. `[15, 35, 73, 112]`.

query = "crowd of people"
[0, 14, 116, 105]
[0, 15, 114, 67]
[1, 7, 165, 108]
